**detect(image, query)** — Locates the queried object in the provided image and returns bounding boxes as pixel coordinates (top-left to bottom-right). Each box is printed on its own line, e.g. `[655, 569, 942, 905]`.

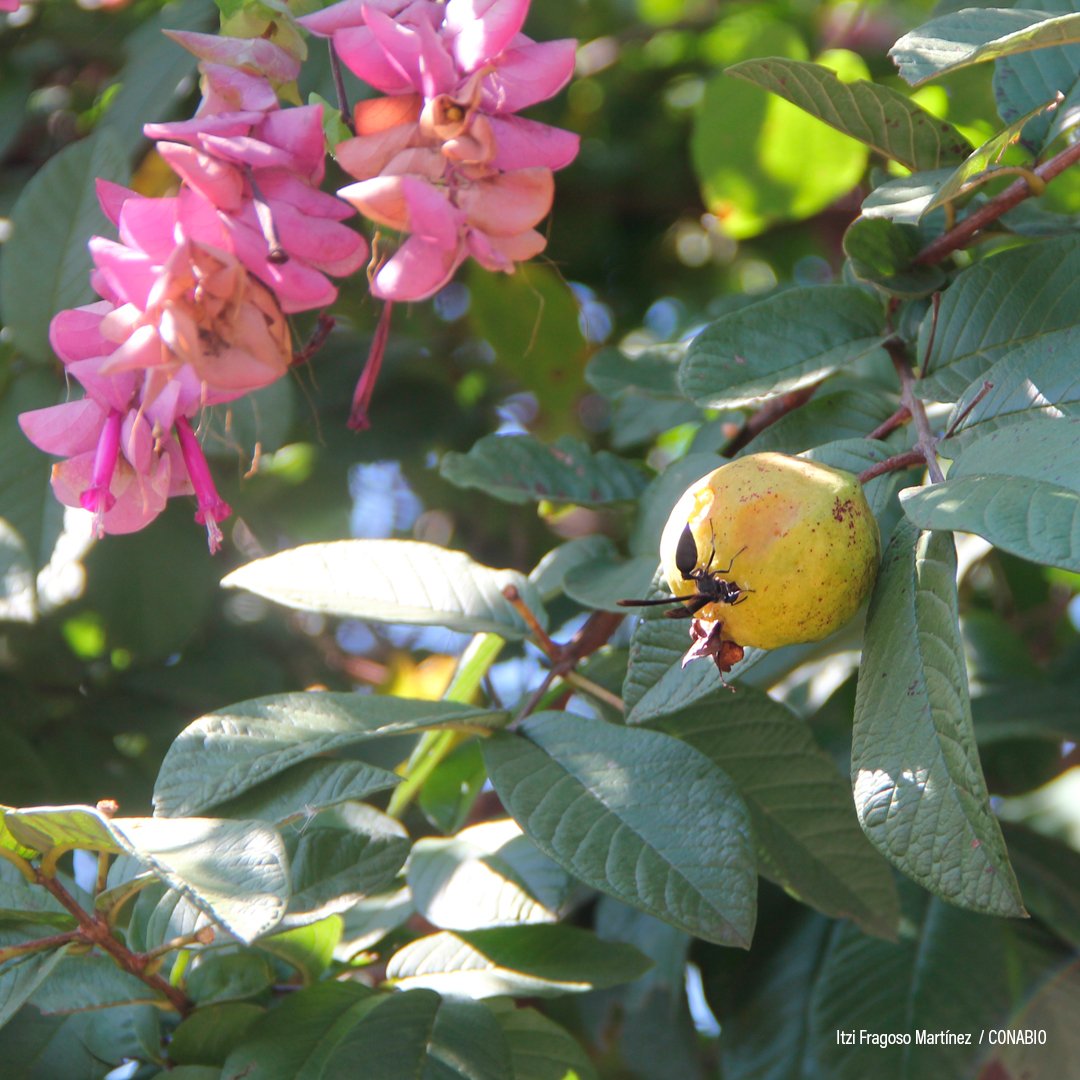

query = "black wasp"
[618, 524, 749, 619]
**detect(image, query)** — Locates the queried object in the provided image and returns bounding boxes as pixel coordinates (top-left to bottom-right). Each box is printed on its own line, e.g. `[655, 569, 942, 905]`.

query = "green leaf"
[467, 262, 589, 434]
[972, 682, 1080, 744]
[112, 816, 291, 944]
[678, 287, 887, 409]
[127, 882, 216, 955]
[861, 168, 956, 225]
[737, 382, 898, 458]
[168, 1002, 265, 1067]
[185, 953, 273, 1006]
[651, 689, 900, 939]
[0, 946, 70, 1031]
[260, 916, 343, 984]
[335, 885, 414, 962]
[528, 537, 619, 601]
[917, 229, 1080, 402]
[890, 7, 1080, 85]
[221, 539, 547, 639]
[154, 693, 501, 817]
[921, 97, 1057, 219]
[0, 859, 75, 930]
[418, 738, 487, 834]
[0, 369, 64, 572]
[725, 58, 972, 171]
[0, 72, 31, 164]
[280, 803, 409, 928]
[210, 759, 401, 827]
[0, 128, 129, 363]
[901, 420, 1080, 570]
[99, 0, 218, 155]
[221, 980, 378, 1080]
[691, 39, 870, 239]
[440, 435, 648, 507]
[483, 713, 757, 946]
[4, 806, 121, 856]
[843, 217, 947, 297]
[799, 439, 904, 519]
[487, 1000, 600, 1080]
[585, 345, 684, 398]
[562, 554, 660, 613]
[1000, 822, 1080, 947]
[943, 327, 1080, 448]
[629, 452, 721, 558]
[322, 990, 513, 1080]
[386, 924, 652, 997]
[852, 520, 1024, 916]
[611, 394, 702, 451]
[27, 956, 160, 1014]
[407, 819, 572, 931]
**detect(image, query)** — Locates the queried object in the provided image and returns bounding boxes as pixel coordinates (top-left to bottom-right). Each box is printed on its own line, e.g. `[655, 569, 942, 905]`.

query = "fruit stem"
[886, 340, 945, 483]
[722, 382, 821, 457]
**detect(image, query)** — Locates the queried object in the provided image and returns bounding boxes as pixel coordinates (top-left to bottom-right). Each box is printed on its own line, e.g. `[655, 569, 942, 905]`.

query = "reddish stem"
[348, 301, 393, 431]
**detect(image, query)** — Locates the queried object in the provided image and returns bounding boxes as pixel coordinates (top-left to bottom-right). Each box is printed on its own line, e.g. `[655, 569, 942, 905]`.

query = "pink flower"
[164, 30, 302, 86]
[0, 0, 21, 11]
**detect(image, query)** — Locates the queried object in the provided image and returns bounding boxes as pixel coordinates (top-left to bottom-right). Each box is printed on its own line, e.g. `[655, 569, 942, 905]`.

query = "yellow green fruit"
[659, 452, 880, 650]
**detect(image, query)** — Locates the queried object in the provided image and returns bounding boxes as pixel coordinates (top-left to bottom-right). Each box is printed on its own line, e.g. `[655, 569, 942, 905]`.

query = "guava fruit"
[658, 452, 880, 653]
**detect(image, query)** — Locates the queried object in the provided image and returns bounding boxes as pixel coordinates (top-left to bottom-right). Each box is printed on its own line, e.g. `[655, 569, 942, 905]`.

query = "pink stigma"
[80, 408, 122, 535]
[175, 415, 232, 554]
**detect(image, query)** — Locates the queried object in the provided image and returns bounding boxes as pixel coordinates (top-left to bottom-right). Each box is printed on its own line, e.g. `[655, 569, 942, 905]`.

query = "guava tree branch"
[722, 382, 821, 457]
[913, 137, 1080, 267]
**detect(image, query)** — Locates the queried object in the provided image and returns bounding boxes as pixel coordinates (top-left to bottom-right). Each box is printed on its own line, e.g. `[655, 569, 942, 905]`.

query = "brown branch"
[943, 380, 994, 440]
[36, 872, 194, 1017]
[857, 449, 926, 485]
[0, 930, 82, 965]
[722, 382, 821, 458]
[913, 137, 1080, 267]
[886, 339, 945, 483]
[865, 406, 911, 442]
[292, 314, 336, 367]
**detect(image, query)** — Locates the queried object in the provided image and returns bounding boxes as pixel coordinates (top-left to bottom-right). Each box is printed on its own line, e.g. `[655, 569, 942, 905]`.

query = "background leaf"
[843, 217, 947, 297]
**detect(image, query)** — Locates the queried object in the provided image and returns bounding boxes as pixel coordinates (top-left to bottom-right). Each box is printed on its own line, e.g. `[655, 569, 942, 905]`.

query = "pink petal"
[0, 0, 21, 12]
[337, 175, 409, 231]
[163, 435, 195, 497]
[164, 31, 301, 85]
[119, 196, 181, 262]
[144, 114, 261, 146]
[371, 235, 466, 300]
[336, 123, 419, 182]
[89, 237, 159, 310]
[66, 357, 139, 414]
[176, 187, 232, 248]
[52, 452, 171, 535]
[256, 171, 354, 220]
[98, 324, 167, 374]
[296, 0, 368, 35]
[196, 63, 280, 116]
[19, 399, 105, 457]
[268, 200, 369, 276]
[157, 142, 245, 212]
[198, 134, 294, 171]
[482, 38, 576, 113]
[402, 174, 463, 248]
[445, 0, 529, 73]
[489, 115, 579, 171]
[49, 302, 116, 364]
[457, 167, 553, 236]
[97, 180, 143, 226]
[355, 93, 422, 134]
[256, 106, 327, 184]
[471, 225, 546, 268]
[381, 146, 446, 178]
[121, 409, 155, 474]
[362, 3, 455, 95]
[335, 25, 415, 93]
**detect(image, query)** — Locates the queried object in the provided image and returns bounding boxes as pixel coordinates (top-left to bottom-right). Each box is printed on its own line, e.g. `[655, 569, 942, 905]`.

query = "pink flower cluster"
[299, 0, 579, 300]
[19, 49, 366, 550]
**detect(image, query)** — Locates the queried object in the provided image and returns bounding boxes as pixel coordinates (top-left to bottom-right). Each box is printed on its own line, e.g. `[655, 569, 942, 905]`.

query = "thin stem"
[914, 137, 1080, 266]
[511, 670, 557, 728]
[143, 927, 214, 964]
[247, 167, 288, 264]
[95, 852, 110, 897]
[562, 670, 625, 713]
[329, 40, 356, 135]
[292, 314, 336, 366]
[0, 931, 81, 965]
[857, 449, 926, 485]
[502, 585, 559, 661]
[722, 382, 821, 458]
[865, 406, 911, 442]
[943, 380, 994, 440]
[0, 846, 37, 883]
[887, 340, 945, 483]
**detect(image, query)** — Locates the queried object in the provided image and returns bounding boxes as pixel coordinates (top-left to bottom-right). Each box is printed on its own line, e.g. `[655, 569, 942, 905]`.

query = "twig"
[502, 585, 560, 661]
[562, 670, 625, 713]
[0, 930, 81, 965]
[886, 340, 945, 483]
[722, 382, 821, 457]
[943, 381, 994, 440]
[512, 670, 557, 727]
[857, 449, 926, 485]
[921, 293, 941, 377]
[329, 40, 356, 135]
[913, 137, 1080, 266]
[246, 167, 288, 264]
[865, 406, 911, 442]
[293, 314, 336, 366]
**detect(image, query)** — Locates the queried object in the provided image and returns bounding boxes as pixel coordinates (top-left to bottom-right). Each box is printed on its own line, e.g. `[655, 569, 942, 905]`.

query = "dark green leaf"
[972, 682, 1080, 743]
[322, 990, 513, 1080]
[610, 394, 702, 451]
[726, 58, 972, 171]
[210, 758, 401, 827]
[917, 234, 1080, 401]
[418, 738, 487, 835]
[678, 287, 887, 409]
[27, 956, 160, 1014]
[1000, 822, 1080, 947]
[585, 346, 684, 398]
[487, 999, 599, 1080]
[651, 689, 900, 939]
[0, 129, 129, 363]
[386, 924, 652, 997]
[0, 1007, 112, 1079]
[483, 713, 757, 946]
[259, 917, 342, 984]
[528, 536, 619, 601]
[890, 7, 1080, 84]
[629, 452, 721, 558]
[843, 217, 947, 297]
[154, 693, 501, 817]
[185, 953, 273, 1006]
[0, 946, 70, 1031]
[440, 435, 647, 507]
[220, 980, 378, 1080]
[221, 539, 547, 639]
[562, 554, 659, 613]
[168, 1003, 265, 1067]
[852, 519, 1024, 915]
[901, 420, 1080, 570]
[0, 859, 75, 930]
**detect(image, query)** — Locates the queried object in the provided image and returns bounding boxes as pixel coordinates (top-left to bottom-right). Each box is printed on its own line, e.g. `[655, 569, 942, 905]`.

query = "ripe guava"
[659, 452, 880, 652]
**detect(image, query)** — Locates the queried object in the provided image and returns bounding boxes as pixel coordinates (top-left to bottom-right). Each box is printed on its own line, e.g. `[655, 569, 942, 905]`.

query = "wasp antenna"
[617, 597, 683, 608]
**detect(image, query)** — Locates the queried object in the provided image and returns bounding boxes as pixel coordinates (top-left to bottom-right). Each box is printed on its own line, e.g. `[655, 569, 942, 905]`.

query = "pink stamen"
[175, 415, 232, 553]
[80, 408, 122, 534]
[348, 301, 393, 431]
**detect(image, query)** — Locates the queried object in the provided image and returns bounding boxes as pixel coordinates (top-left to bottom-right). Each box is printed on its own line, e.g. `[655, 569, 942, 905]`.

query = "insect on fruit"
[617, 526, 749, 619]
